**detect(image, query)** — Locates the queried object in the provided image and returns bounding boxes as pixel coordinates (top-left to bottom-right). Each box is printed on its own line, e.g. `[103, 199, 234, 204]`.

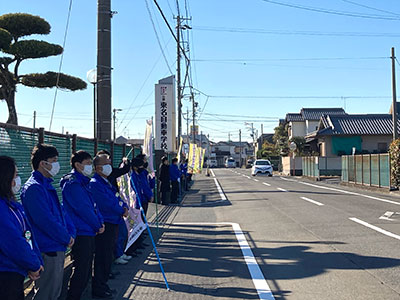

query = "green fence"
[0, 122, 138, 198]
[302, 156, 320, 178]
[342, 154, 391, 188]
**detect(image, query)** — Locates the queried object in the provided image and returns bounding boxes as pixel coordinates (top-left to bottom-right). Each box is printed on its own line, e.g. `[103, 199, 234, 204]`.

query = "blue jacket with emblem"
[20, 171, 76, 253]
[60, 169, 104, 236]
[0, 197, 43, 276]
[89, 173, 127, 225]
[131, 171, 153, 209]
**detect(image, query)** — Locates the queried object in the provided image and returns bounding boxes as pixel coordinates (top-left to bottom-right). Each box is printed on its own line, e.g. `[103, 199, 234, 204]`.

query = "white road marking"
[378, 211, 400, 221]
[300, 196, 324, 206]
[299, 181, 400, 207]
[213, 178, 227, 201]
[277, 188, 288, 192]
[210, 169, 215, 177]
[263, 182, 271, 186]
[254, 179, 259, 182]
[242, 174, 247, 177]
[279, 177, 298, 182]
[349, 217, 400, 241]
[245, 176, 251, 179]
[175, 222, 275, 300]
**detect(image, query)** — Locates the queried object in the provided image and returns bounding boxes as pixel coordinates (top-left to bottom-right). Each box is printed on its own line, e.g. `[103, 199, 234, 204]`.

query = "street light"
[87, 69, 97, 139]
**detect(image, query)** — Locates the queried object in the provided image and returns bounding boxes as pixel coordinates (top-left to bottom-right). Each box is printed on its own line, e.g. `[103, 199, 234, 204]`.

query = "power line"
[193, 26, 400, 37]
[193, 56, 389, 62]
[144, 0, 173, 74]
[341, 0, 400, 17]
[202, 112, 280, 119]
[49, 0, 73, 131]
[260, 0, 400, 21]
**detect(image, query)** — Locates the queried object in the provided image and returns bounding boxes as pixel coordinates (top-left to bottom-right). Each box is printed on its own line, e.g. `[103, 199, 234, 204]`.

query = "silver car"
[251, 159, 273, 176]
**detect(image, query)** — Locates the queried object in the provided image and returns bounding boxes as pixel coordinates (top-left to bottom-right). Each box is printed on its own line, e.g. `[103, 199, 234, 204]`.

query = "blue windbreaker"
[89, 173, 127, 224]
[170, 164, 181, 182]
[60, 169, 104, 236]
[131, 171, 146, 209]
[180, 163, 188, 177]
[0, 197, 43, 276]
[21, 171, 76, 253]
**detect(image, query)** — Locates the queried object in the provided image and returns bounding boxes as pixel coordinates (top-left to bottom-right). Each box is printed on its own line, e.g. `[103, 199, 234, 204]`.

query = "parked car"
[225, 158, 236, 168]
[251, 159, 273, 176]
[207, 159, 217, 168]
[246, 158, 254, 169]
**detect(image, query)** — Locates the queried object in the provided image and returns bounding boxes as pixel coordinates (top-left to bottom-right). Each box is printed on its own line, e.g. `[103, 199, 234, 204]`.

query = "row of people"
[0, 144, 158, 300]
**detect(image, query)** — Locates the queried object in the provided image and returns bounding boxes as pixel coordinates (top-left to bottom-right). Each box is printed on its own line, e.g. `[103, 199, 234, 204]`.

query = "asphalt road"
[123, 168, 400, 300]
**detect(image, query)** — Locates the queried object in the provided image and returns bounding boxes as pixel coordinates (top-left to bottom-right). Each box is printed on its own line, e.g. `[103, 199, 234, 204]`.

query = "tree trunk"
[5, 89, 18, 125]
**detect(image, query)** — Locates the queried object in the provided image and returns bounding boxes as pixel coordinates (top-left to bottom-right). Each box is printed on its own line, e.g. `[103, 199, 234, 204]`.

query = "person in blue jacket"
[90, 154, 128, 299]
[60, 150, 105, 300]
[20, 143, 76, 300]
[0, 156, 44, 300]
[169, 158, 181, 204]
[180, 158, 188, 191]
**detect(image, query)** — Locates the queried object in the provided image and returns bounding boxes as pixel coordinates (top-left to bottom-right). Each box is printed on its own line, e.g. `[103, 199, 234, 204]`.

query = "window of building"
[378, 143, 388, 153]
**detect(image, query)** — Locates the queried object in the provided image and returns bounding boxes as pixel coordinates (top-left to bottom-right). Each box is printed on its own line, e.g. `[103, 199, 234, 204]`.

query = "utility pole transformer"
[391, 47, 398, 140]
[97, 0, 112, 141]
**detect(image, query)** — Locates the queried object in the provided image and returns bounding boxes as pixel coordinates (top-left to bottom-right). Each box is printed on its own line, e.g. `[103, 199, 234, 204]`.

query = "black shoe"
[92, 291, 114, 299]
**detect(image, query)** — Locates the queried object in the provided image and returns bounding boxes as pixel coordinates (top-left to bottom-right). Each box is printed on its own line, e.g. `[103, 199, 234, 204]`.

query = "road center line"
[213, 178, 227, 201]
[175, 222, 275, 300]
[300, 196, 324, 206]
[349, 217, 400, 241]
[210, 169, 215, 177]
[263, 182, 271, 186]
[277, 188, 288, 192]
[254, 179, 259, 182]
[279, 177, 298, 182]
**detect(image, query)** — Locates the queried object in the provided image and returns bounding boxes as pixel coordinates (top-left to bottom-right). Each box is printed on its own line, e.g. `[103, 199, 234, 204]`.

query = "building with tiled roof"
[285, 108, 346, 139]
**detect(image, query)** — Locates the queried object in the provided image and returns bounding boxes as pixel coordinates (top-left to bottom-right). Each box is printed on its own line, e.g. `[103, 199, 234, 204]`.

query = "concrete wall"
[306, 120, 319, 134]
[361, 135, 392, 153]
[282, 156, 303, 176]
[289, 121, 306, 139]
[319, 136, 333, 156]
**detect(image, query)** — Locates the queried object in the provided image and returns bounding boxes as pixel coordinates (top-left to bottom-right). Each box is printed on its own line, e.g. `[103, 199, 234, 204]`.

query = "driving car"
[251, 159, 273, 176]
[225, 158, 236, 168]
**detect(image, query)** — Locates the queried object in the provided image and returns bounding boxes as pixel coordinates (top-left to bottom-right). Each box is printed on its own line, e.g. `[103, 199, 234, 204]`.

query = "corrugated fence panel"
[380, 154, 390, 188]
[342, 156, 348, 182]
[76, 138, 95, 156]
[371, 155, 380, 186]
[348, 156, 355, 182]
[0, 127, 38, 196]
[362, 155, 371, 185]
[44, 134, 72, 198]
[355, 155, 363, 184]
[113, 145, 124, 168]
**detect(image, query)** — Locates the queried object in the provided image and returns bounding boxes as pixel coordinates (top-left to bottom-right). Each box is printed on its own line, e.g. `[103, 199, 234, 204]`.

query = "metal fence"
[342, 153, 391, 188]
[302, 156, 319, 178]
[302, 156, 342, 179]
[0, 122, 141, 198]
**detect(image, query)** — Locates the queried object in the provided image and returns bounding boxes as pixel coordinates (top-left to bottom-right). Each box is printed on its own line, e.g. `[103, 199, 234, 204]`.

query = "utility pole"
[191, 92, 196, 144]
[228, 132, 231, 142]
[391, 47, 398, 140]
[239, 129, 242, 168]
[200, 131, 203, 148]
[33, 111, 36, 129]
[113, 108, 122, 142]
[186, 107, 190, 144]
[176, 15, 182, 149]
[97, 0, 113, 141]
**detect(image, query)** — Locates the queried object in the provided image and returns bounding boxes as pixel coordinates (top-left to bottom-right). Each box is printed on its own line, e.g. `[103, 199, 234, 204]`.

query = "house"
[255, 133, 274, 154]
[211, 141, 253, 167]
[307, 113, 400, 156]
[285, 108, 347, 139]
[181, 134, 211, 158]
[115, 136, 144, 146]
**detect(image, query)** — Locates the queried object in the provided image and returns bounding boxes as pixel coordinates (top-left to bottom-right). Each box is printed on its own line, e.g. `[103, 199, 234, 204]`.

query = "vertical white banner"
[143, 119, 154, 172]
[155, 75, 176, 152]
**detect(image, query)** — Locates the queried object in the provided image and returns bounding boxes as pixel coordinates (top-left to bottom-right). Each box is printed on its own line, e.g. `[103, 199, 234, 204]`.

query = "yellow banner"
[188, 143, 197, 173]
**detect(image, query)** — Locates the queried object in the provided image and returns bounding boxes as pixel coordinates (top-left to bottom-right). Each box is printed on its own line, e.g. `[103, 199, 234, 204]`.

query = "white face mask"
[12, 176, 21, 194]
[46, 161, 60, 177]
[82, 164, 93, 177]
[102, 164, 112, 176]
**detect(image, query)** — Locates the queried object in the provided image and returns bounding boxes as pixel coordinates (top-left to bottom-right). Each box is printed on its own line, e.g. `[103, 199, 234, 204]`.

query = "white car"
[251, 159, 273, 176]
[207, 159, 217, 168]
[225, 158, 236, 168]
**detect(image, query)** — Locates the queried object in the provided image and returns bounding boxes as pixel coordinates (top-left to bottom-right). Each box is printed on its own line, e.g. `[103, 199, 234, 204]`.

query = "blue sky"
[1, 0, 399, 142]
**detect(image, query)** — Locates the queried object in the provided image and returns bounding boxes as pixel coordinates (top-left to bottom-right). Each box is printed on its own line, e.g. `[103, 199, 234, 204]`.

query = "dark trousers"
[161, 191, 170, 205]
[0, 272, 24, 300]
[171, 181, 179, 203]
[92, 222, 118, 294]
[67, 235, 95, 300]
